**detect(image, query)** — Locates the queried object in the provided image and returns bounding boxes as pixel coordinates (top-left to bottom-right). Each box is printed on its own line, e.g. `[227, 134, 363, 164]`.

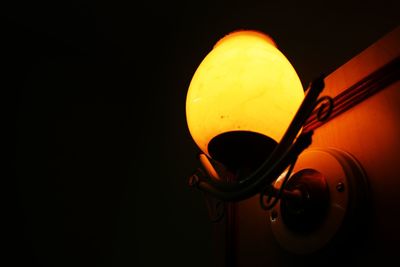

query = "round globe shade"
[186, 30, 304, 166]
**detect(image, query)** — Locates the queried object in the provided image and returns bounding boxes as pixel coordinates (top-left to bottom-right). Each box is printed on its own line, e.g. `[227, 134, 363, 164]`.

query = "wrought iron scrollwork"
[204, 197, 225, 223]
[188, 169, 202, 188]
[315, 96, 334, 122]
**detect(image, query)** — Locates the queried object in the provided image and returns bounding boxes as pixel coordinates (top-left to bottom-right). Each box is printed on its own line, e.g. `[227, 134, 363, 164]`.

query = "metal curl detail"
[188, 168, 206, 187]
[188, 174, 200, 187]
[210, 201, 225, 223]
[315, 96, 334, 122]
[204, 196, 225, 223]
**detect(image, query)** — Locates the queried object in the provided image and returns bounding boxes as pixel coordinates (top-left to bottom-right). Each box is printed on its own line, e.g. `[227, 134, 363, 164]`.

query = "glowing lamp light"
[186, 31, 304, 171]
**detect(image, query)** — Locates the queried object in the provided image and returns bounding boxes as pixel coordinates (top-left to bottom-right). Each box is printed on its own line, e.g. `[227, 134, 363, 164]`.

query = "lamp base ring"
[270, 148, 369, 254]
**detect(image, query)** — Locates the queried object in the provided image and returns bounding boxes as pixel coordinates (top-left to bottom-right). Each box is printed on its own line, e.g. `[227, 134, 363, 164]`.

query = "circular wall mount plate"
[269, 148, 369, 254]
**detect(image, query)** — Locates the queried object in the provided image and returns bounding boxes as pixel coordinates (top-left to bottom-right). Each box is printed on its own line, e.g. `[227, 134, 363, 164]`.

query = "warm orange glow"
[186, 30, 304, 158]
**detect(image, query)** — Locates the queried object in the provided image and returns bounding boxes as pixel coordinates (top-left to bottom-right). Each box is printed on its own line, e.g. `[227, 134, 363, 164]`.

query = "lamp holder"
[187, 74, 370, 254]
[188, 75, 334, 208]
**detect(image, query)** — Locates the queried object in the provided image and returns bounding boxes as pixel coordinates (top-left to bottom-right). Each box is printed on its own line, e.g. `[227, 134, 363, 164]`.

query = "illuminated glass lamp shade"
[186, 31, 304, 173]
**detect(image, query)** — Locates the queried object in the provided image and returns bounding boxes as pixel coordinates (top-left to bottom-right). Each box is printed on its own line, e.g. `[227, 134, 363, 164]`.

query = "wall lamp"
[186, 30, 369, 254]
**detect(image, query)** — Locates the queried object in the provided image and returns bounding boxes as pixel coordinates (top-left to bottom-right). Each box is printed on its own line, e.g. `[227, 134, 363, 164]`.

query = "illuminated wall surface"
[224, 27, 400, 266]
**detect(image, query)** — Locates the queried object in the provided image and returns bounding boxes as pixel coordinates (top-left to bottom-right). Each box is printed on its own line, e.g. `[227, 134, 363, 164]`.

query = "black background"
[8, 1, 399, 266]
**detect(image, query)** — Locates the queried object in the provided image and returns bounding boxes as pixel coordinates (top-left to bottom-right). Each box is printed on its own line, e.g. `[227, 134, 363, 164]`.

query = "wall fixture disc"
[269, 148, 369, 254]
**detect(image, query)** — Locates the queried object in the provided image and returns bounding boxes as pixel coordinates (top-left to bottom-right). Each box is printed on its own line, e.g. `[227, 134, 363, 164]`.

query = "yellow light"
[186, 30, 304, 171]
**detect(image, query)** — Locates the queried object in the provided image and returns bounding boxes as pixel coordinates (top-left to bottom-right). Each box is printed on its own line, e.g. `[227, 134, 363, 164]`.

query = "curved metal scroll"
[315, 96, 334, 122]
[204, 196, 225, 223]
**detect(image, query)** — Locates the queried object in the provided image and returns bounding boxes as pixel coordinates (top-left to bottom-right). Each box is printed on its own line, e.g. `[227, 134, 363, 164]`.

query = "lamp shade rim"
[214, 30, 277, 49]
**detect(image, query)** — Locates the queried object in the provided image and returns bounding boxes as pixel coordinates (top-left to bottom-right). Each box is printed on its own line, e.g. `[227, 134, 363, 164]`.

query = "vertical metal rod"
[225, 174, 237, 267]
[225, 201, 236, 267]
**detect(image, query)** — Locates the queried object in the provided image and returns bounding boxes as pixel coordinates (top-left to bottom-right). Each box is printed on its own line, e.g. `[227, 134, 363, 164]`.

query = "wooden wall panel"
[235, 27, 400, 266]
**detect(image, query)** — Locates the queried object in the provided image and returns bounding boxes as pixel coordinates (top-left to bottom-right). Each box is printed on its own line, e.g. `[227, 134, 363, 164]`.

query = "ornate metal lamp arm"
[188, 75, 333, 204]
[189, 130, 312, 202]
